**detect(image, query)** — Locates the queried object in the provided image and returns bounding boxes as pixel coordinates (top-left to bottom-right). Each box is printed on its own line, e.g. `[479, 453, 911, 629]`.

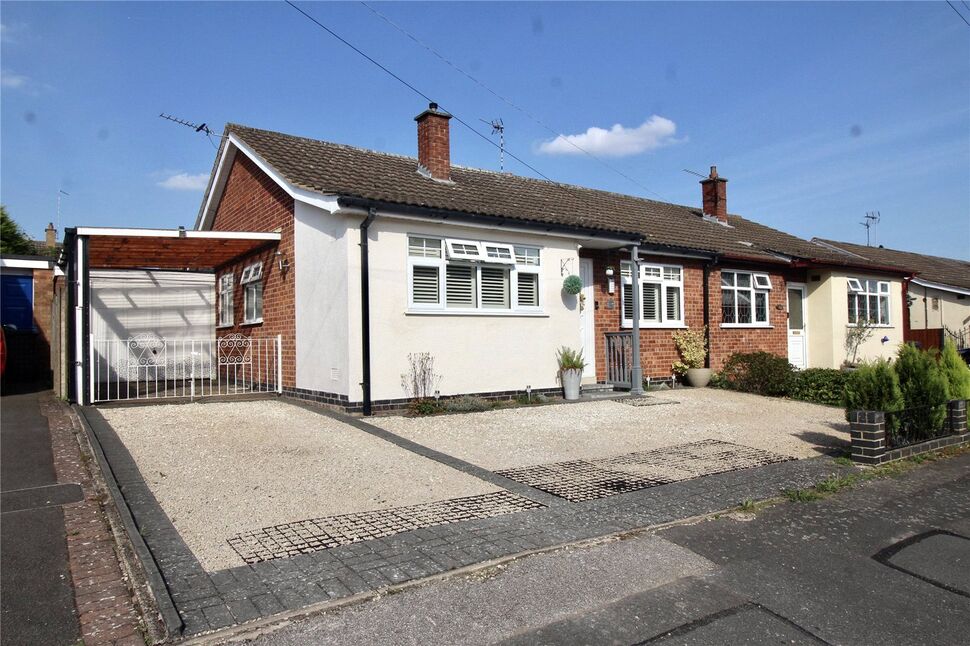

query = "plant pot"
[561, 368, 583, 400]
[685, 368, 712, 388]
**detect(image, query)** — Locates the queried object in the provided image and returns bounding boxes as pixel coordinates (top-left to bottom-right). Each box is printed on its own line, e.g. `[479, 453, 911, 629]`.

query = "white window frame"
[218, 273, 234, 327]
[444, 238, 486, 261]
[721, 269, 772, 328]
[407, 234, 544, 315]
[240, 262, 264, 325]
[619, 261, 686, 328]
[847, 277, 891, 327]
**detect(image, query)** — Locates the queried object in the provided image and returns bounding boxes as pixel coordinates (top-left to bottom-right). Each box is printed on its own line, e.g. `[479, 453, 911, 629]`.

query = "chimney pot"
[415, 102, 452, 181]
[700, 165, 728, 223]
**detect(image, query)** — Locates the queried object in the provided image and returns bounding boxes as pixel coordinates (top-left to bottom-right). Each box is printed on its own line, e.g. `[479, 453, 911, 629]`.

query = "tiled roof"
[216, 123, 893, 270]
[814, 239, 970, 290]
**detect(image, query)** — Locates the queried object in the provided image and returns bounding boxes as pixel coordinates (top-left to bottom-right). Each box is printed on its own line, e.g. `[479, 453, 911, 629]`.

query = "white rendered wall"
[294, 201, 351, 397]
[345, 216, 583, 402]
[909, 284, 970, 332]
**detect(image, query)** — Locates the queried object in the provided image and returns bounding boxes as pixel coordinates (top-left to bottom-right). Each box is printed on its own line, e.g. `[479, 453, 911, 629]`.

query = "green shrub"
[443, 395, 492, 413]
[789, 369, 849, 406]
[842, 359, 904, 416]
[719, 352, 795, 397]
[407, 398, 443, 416]
[895, 343, 950, 437]
[939, 339, 970, 400]
[708, 371, 729, 389]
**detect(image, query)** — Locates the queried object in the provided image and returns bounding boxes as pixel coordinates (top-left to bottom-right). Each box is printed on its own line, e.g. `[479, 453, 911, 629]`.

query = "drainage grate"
[622, 397, 678, 407]
[495, 440, 793, 502]
[227, 491, 544, 564]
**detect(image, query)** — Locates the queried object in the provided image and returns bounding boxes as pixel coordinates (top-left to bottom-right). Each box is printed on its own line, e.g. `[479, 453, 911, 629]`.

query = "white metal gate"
[89, 333, 282, 403]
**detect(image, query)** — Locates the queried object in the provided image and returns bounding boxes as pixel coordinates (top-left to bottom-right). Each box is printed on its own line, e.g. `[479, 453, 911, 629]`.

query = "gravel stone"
[371, 389, 848, 470]
[99, 401, 499, 572]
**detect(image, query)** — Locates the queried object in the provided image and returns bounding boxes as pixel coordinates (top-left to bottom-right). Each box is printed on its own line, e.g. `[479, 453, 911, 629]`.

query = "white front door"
[579, 259, 596, 379]
[787, 283, 808, 369]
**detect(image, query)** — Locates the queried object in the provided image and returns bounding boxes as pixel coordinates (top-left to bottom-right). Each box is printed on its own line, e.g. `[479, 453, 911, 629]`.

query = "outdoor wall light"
[881, 335, 890, 344]
[276, 250, 290, 275]
[605, 266, 615, 294]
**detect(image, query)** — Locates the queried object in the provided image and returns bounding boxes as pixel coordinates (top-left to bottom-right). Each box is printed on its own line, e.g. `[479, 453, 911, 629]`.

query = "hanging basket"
[562, 274, 582, 295]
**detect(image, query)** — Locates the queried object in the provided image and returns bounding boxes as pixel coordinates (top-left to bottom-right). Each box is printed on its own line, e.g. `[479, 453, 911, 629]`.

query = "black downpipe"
[359, 209, 377, 416]
[80, 237, 90, 405]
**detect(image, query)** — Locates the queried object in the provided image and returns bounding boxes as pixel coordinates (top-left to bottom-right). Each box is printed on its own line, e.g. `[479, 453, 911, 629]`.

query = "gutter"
[359, 209, 377, 416]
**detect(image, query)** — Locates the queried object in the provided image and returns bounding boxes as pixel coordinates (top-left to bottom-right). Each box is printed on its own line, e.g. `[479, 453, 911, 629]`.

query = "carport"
[61, 227, 281, 404]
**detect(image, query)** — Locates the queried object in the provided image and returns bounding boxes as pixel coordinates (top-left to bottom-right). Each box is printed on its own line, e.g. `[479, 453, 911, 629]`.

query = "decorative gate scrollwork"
[218, 333, 253, 367]
[126, 333, 165, 377]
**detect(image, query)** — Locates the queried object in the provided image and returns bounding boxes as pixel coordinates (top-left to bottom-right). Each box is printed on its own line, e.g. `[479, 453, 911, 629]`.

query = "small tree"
[671, 327, 707, 376]
[895, 343, 949, 439]
[400, 352, 441, 400]
[1, 206, 35, 255]
[844, 319, 874, 366]
[939, 339, 970, 400]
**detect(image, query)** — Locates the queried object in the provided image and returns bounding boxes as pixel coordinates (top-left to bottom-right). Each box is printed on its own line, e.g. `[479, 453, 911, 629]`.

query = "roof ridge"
[816, 238, 970, 265]
[225, 122, 703, 215]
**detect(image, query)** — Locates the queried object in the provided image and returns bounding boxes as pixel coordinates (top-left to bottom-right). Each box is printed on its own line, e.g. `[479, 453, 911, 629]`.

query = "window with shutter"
[619, 261, 684, 327]
[446, 265, 476, 308]
[481, 267, 510, 308]
[666, 285, 681, 322]
[411, 266, 439, 304]
[642, 282, 660, 322]
[517, 272, 539, 307]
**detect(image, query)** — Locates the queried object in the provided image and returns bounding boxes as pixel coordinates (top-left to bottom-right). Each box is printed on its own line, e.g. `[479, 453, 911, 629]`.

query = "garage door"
[0, 274, 34, 332]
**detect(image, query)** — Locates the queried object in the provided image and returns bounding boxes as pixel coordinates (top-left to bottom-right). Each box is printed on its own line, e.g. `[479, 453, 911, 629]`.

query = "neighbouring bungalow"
[813, 239, 970, 350]
[185, 103, 913, 413]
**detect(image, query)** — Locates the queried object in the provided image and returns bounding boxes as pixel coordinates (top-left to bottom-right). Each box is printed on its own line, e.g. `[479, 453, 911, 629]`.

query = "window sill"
[405, 309, 549, 318]
[720, 324, 774, 329]
[216, 324, 234, 330]
[240, 320, 263, 327]
[846, 323, 893, 329]
[620, 323, 688, 330]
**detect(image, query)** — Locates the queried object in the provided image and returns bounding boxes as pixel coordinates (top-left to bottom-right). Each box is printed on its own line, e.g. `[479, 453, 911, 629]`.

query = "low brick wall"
[850, 400, 969, 465]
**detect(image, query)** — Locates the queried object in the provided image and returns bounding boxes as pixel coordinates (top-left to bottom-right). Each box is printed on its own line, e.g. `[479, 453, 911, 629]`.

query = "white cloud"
[157, 172, 209, 191]
[538, 115, 681, 157]
[1, 69, 29, 89]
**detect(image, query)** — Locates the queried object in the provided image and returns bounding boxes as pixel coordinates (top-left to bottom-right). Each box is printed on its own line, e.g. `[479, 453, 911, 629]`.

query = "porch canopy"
[63, 226, 281, 405]
[73, 226, 280, 270]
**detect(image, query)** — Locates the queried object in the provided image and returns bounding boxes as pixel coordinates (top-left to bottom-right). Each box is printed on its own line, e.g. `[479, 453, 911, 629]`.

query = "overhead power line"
[358, 1, 667, 201]
[947, 0, 970, 27]
[283, 0, 556, 182]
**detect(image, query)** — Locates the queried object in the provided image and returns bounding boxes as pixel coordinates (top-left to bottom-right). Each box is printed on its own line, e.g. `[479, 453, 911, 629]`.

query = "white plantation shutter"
[622, 283, 633, 321]
[411, 265, 439, 304]
[517, 273, 538, 307]
[446, 265, 476, 308]
[666, 285, 681, 322]
[481, 267, 510, 308]
[642, 283, 660, 322]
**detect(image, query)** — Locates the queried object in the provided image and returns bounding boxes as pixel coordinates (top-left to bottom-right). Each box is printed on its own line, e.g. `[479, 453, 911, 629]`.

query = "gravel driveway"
[99, 401, 498, 571]
[371, 388, 848, 471]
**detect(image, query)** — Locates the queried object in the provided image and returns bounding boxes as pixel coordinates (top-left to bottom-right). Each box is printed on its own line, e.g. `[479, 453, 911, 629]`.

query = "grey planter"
[685, 368, 712, 388]
[561, 368, 583, 400]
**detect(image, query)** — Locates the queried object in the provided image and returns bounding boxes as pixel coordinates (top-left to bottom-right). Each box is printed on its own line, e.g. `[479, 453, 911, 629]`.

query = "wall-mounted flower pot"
[685, 368, 712, 388]
[561, 368, 582, 400]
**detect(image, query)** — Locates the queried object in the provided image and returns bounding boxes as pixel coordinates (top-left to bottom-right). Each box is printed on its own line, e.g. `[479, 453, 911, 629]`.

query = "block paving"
[44, 397, 145, 646]
[496, 440, 793, 502]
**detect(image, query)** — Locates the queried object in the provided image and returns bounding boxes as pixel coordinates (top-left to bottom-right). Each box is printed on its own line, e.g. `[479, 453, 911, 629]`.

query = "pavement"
[240, 451, 970, 645]
[1, 388, 82, 646]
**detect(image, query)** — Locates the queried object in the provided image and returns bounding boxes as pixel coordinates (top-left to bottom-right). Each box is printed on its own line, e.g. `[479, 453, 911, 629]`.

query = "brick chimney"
[415, 102, 452, 181]
[45, 222, 56, 248]
[700, 166, 728, 223]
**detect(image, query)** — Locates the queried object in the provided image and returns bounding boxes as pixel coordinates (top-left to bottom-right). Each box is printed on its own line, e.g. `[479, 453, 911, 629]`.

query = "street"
[239, 452, 970, 645]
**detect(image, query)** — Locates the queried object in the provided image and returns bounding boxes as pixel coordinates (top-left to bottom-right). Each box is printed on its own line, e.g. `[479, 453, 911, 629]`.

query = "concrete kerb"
[74, 404, 185, 640]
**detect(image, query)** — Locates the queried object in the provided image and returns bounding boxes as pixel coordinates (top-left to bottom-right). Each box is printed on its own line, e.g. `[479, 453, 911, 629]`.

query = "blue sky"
[2, 1, 968, 259]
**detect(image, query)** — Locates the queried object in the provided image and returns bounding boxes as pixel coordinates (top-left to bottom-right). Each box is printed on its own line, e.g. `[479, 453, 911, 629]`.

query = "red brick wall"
[211, 153, 296, 388]
[583, 249, 803, 382]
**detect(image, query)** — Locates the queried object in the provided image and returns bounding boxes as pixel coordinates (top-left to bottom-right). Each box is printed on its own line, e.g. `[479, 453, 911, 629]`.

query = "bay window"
[408, 235, 542, 313]
[847, 278, 890, 325]
[721, 270, 771, 326]
[620, 261, 684, 327]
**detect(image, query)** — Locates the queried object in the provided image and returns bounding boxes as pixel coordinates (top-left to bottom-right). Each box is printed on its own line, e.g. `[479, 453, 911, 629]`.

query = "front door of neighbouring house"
[579, 259, 596, 380]
[787, 283, 808, 369]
